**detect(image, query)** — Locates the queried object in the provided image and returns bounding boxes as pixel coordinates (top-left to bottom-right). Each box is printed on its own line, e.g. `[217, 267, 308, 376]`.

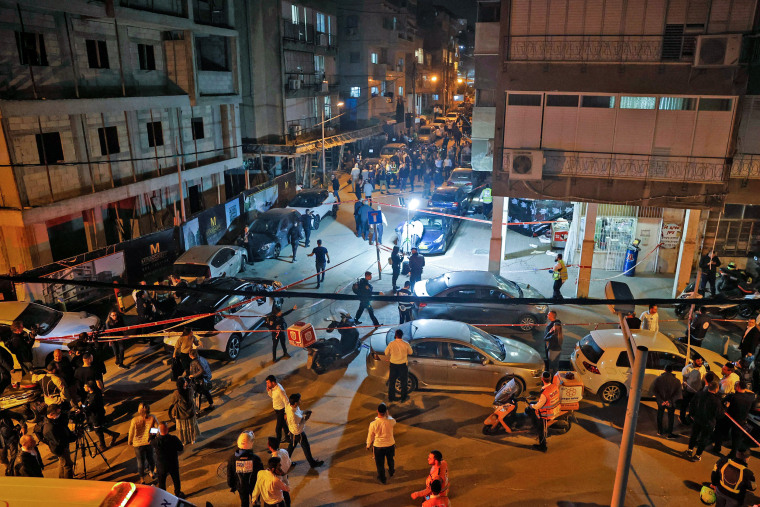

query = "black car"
[248, 208, 302, 260]
[428, 185, 470, 216]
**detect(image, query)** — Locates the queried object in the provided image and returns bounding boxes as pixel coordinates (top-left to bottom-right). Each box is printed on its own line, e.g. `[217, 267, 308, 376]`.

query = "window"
[291, 4, 299, 24]
[448, 343, 482, 363]
[415, 48, 424, 64]
[316, 12, 326, 33]
[191, 117, 204, 140]
[137, 44, 156, 71]
[398, 86, 404, 96]
[196, 36, 230, 72]
[371, 52, 378, 64]
[314, 55, 325, 74]
[620, 96, 656, 109]
[349, 52, 360, 63]
[398, 57, 404, 67]
[546, 95, 579, 107]
[36, 132, 64, 164]
[581, 95, 615, 108]
[446, 288, 478, 299]
[412, 341, 440, 358]
[659, 97, 695, 110]
[371, 86, 379, 96]
[616, 351, 630, 368]
[346, 15, 358, 28]
[432, 94, 439, 100]
[86, 39, 110, 69]
[15, 32, 48, 66]
[147, 121, 164, 147]
[699, 98, 733, 111]
[97, 126, 120, 156]
[350, 86, 360, 98]
[507, 94, 541, 106]
[382, 17, 393, 30]
[211, 248, 234, 268]
[478, 1, 501, 22]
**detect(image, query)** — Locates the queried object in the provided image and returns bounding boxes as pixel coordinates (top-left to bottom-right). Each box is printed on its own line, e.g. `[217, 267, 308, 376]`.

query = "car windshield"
[423, 275, 449, 296]
[431, 191, 455, 203]
[173, 263, 209, 278]
[494, 275, 522, 298]
[579, 334, 605, 363]
[251, 218, 278, 234]
[17, 303, 63, 336]
[289, 194, 321, 208]
[417, 216, 444, 230]
[181, 291, 227, 309]
[470, 326, 505, 361]
[380, 146, 398, 156]
[420, 127, 433, 135]
[451, 172, 471, 181]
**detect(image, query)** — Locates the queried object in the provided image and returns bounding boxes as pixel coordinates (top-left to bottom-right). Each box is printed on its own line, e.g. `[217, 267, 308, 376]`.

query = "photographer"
[0, 407, 26, 476]
[8, 320, 33, 374]
[105, 309, 130, 370]
[82, 381, 119, 451]
[74, 352, 104, 400]
[42, 403, 74, 478]
[188, 349, 214, 410]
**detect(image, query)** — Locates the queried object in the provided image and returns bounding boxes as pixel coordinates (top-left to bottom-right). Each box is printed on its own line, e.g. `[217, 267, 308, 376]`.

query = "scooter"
[305, 309, 361, 374]
[0, 377, 45, 423]
[674, 283, 760, 320]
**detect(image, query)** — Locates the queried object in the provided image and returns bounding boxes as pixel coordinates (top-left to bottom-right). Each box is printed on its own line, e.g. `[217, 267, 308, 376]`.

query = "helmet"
[237, 431, 254, 450]
[728, 262, 736, 269]
[699, 486, 716, 505]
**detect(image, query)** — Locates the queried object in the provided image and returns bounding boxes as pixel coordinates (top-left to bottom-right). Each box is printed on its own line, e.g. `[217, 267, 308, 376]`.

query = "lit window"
[659, 97, 696, 110]
[432, 94, 439, 100]
[619, 96, 656, 109]
[371, 86, 379, 96]
[350, 86, 360, 98]
[371, 52, 378, 64]
[399, 86, 404, 96]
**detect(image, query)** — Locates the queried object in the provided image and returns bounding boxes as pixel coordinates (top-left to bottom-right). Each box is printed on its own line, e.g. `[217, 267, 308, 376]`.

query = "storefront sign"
[660, 223, 682, 249]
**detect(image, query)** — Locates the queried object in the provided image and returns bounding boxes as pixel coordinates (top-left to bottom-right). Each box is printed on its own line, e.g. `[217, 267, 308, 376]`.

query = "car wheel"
[239, 256, 247, 272]
[225, 333, 242, 361]
[599, 382, 626, 403]
[496, 375, 525, 397]
[313, 214, 321, 230]
[332, 204, 339, 217]
[517, 314, 538, 332]
[674, 304, 689, 319]
[273, 244, 281, 259]
[739, 303, 754, 319]
[395, 373, 418, 394]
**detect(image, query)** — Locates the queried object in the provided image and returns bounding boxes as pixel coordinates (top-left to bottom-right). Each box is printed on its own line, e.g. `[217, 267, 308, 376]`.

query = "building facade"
[0, 0, 242, 273]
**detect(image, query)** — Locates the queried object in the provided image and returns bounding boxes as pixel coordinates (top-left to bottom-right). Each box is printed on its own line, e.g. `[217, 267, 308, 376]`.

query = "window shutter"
[528, 0, 548, 35]
[584, 0, 604, 34]
[566, 0, 586, 35]
[548, 0, 568, 35]
[602, 0, 623, 35]
[510, 0, 530, 36]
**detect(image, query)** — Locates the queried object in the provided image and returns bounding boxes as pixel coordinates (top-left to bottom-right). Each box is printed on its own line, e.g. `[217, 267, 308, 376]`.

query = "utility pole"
[412, 60, 417, 118]
[175, 136, 186, 224]
[321, 106, 326, 186]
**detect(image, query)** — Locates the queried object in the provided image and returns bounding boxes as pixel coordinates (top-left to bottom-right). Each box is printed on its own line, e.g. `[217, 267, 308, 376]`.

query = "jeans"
[700, 274, 717, 296]
[272, 332, 288, 361]
[111, 340, 125, 366]
[388, 363, 409, 401]
[274, 408, 291, 443]
[688, 422, 713, 456]
[377, 179, 387, 193]
[333, 189, 340, 202]
[316, 263, 326, 284]
[355, 302, 379, 326]
[410, 272, 422, 292]
[373, 445, 395, 481]
[656, 403, 675, 434]
[134, 445, 155, 479]
[545, 349, 560, 373]
[399, 177, 406, 191]
[553, 279, 564, 299]
[55, 448, 74, 478]
[157, 466, 181, 495]
[287, 432, 319, 467]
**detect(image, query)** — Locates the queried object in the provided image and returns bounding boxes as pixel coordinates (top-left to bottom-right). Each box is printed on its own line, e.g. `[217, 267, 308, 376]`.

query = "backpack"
[720, 459, 747, 494]
[352, 278, 362, 295]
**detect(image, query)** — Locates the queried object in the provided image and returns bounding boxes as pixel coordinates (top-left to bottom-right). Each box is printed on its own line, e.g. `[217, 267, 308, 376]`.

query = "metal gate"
[594, 204, 639, 271]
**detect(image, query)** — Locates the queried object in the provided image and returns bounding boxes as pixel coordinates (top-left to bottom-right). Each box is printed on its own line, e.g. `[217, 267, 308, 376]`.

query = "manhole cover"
[474, 249, 489, 255]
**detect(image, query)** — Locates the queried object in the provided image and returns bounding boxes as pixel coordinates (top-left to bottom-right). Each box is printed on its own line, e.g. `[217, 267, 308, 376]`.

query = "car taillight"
[453, 202, 459, 207]
[583, 361, 600, 374]
[418, 303, 427, 308]
[206, 267, 212, 278]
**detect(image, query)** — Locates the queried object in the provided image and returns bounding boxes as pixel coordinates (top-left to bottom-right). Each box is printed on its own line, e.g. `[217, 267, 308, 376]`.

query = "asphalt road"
[15, 177, 759, 506]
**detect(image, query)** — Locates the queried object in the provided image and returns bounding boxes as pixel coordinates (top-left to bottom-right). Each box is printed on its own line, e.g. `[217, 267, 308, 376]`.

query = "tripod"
[72, 419, 111, 479]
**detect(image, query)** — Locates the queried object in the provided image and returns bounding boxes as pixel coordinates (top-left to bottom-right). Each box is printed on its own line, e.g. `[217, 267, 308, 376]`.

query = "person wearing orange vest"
[411, 450, 449, 501]
[527, 371, 560, 452]
[421, 479, 450, 507]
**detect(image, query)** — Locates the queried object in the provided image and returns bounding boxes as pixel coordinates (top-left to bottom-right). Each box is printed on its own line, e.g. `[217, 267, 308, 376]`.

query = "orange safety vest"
[538, 383, 560, 418]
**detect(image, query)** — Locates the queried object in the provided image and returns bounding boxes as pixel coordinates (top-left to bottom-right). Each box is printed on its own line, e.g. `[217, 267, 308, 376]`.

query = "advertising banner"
[200, 204, 227, 246]
[123, 228, 180, 283]
[226, 198, 241, 225]
[182, 217, 201, 249]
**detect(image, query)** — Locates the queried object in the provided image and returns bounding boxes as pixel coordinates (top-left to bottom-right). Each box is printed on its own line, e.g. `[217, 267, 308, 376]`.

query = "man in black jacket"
[83, 381, 119, 451]
[699, 249, 721, 296]
[227, 430, 264, 507]
[265, 305, 297, 363]
[0, 408, 26, 475]
[300, 209, 313, 247]
[152, 422, 185, 498]
[687, 381, 723, 462]
[8, 320, 33, 373]
[14, 435, 43, 477]
[355, 272, 382, 327]
[717, 379, 755, 458]
[391, 239, 404, 292]
[288, 223, 300, 263]
[711, 450, 756, 506]
[652, 364, 682, 439]
[42, 404, 74, 478]
[408, 248, 425, 292]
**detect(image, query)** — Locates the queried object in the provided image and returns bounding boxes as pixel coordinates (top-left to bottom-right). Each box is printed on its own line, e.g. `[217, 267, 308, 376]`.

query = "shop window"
[699, 98, 733, 111]
[138, 44, 156, 71]
[508, 94, 541, 106]
[582, 95, 615, 108]
[191, 117, 204, 140]
[35, 132, 64, 164]
[546, 95, 579, 107]
[86, 39, 110, 69]
[659, 97, 695, 110]
[147, 121, 164, 147]
[15, 31, 48, 66]
[97, 126, 120, 156]
[620, 96, 656, 109]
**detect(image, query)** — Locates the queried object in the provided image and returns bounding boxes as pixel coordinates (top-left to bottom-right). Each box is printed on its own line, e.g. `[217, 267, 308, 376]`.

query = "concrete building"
[473, 0, 760, 296]
[0, 0, 242, 273]
[417, 1, 463, 113]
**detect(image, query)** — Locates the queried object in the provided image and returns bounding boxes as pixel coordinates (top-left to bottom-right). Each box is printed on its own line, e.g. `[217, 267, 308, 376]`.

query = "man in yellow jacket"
[551, 254, 568, 300]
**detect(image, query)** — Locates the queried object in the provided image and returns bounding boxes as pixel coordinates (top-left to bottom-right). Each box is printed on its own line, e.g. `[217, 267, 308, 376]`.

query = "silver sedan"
[365, 319, 544, 396]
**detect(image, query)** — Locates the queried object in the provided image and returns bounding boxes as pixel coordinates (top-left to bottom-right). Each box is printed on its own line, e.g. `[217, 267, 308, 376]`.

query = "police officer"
[227, 430, 264, 507]
[526, 371, 559, 452]
[264, 305, 297, 363]
[396, 281, 414, 324]
[391, 239, 404, 292]
[480, 186, 492, 218]
[300, 209, 314, 247]
[550, 254, 568, 300]
[710, 450, 756, 506]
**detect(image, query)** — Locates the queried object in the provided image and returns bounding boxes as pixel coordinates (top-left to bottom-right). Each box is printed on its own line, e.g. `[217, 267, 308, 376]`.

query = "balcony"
[284, 73, 336, 95]
[506, 35, 691, 63]
[282, 22, 337, 52]
[119, 0, 187, 18]
[198, 70, 235, 95]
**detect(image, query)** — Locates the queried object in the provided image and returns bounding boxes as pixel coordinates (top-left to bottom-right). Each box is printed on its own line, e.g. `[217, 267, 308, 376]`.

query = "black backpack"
[352, 278, 362, 295]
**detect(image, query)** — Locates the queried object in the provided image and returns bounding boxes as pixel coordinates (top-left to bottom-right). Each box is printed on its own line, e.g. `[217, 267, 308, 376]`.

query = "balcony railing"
[282, 21, 336, 48]
[731, 155, 760, 179]
[542, 150, 727, 183]
[506, 35, 692, 63]
[284, 73, 337, 93]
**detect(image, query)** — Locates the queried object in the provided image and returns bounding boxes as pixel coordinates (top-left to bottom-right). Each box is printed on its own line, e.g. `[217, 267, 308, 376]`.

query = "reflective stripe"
[538, 384, 560, 417]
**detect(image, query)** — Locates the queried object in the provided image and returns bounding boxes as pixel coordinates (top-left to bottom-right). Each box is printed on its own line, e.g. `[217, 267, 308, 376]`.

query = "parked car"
[395, 212, 460, 255]
[570, 329, 726, 403]
[0, 302, 100, 367]
[164, 277, 282, 360]
[286, 189, 338, 229]
[428, 185, 470, 216]
[446, 167, 477, 194]
[444, 111, 460, 126]
[366, 319, 544, 396]
[379, 143, 408, 161]
[173, 245, 247, 283]
[247, 208, 302, 260]
[417, 126, 437, 144]
[413, 271, 548, 332]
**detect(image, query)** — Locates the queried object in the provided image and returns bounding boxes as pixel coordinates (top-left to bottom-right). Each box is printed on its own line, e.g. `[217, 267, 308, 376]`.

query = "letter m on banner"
[150, 243, 160, 255]
[210, 217, 217, 227]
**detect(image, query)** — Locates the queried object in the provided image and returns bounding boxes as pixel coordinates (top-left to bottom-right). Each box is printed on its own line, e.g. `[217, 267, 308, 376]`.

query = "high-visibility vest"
[481, 187, 492, 204]
[720, 459, 747, 494]
[538, 383, 560, 418]
[553, 260, 568, 282]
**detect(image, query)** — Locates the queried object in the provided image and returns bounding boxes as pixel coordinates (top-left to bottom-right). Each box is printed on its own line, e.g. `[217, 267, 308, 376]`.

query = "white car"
[570, 329, 726, 403]
[0, 302, 100, 367]
[285, 189, 338, 229]
[172, 245, 247, 284]
[417, 126, 437, 144]
[163, 277, 282, 360]
[444, 112, 459, 125]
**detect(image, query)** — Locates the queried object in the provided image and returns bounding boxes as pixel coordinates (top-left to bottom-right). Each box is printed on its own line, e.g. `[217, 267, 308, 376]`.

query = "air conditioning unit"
[288, 79, 301, 90]
[317, 33, 327, 46]
[695, 34, 742, 67]
[321, 80, 329, 93]
[504, 149, 543, 180]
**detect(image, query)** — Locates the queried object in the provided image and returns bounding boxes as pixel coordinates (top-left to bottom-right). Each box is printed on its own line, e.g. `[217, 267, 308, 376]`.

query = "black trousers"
[700, 274, 717, 296]
[391, 265, 401, 289]
[553, 279, 564, 299]
[274, 408, 291, 442]
[287, 432, 318, 467]
[93, 425, 119, 448]
[373, 445, 395, 481]
[303, 227, 311, 246]
[54, 448, 74, 478]
[729, 422, 750, 457]
[355, 302, 380, 326]
[316, 263, 326, 283]
[680, 390, 695, 423]
[272, 332, 288, 361]
[110, 340, 125, 366]
[157, 465, 181, 495]
[656, 403, 675, 434]
[410, 272, 422, 292]
[713, 416, 731, 451]
[237, 486, 253, 507]
[388, 363, 408, 401]
[291, 242, 298, 259]
[177, 352, 191, 376]
[398, 309, 413, 324]
[527, 407, 547, 449]
[196, 380, 213, 407]
[689, 421, 713, 455]
[1, 440, 18, 476]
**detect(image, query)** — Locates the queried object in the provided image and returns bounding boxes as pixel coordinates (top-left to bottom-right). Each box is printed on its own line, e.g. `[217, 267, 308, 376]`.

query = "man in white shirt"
[267, 437, 292, 507]
[385, 329, 414, 402]
[639, 304, 659, 334]
[366, 403, 396, 484]
[285, 393, 324, 468]
[719, 362, 741, 395]
[680, 357, 707, 425]
[251, 456, 290, 507]
[266, 375, 290, 444]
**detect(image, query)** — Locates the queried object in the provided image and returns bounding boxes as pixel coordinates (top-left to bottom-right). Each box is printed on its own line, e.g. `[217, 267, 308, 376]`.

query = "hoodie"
[227, 448, 263, 493]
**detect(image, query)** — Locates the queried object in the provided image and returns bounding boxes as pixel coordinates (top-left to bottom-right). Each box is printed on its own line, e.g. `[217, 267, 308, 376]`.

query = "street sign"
[368, 210, 382, 225]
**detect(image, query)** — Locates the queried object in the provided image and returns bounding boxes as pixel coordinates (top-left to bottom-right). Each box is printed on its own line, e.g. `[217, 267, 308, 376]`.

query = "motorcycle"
[306, 310, 361, 374]
[674, 281, 760, 320]
[0, 378, 45, 423]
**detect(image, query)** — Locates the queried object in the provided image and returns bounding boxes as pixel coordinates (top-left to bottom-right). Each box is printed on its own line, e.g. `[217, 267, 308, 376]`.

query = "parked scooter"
[306, 309, 361, 374]
[674, 282, 760, 320]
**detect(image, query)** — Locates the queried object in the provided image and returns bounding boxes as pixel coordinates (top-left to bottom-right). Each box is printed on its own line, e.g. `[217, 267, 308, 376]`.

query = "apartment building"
[0, 0, 242, 273]
[337, 0, 417, 122]
[473, 0, 760, 296]
[417, 2, 463, 113]
[236, 0, 340, 143]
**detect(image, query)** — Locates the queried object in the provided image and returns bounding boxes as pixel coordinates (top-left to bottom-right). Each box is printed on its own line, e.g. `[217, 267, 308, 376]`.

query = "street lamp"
[430, 75, 438, 82]
[457, 78, 463, 84]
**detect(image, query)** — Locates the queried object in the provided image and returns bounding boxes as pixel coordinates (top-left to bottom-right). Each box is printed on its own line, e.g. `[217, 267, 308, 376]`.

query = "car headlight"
[433, 235, 444, 244]
[535, 305, 548, 312]
[259, 243, 272, 251]
[531, 369, 542, 377]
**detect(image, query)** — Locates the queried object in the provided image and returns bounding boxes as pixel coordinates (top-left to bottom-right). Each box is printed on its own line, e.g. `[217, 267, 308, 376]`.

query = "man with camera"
[188, 349, 214, 411]
[0, 407, 26, 476]
[7, 320, 34, 374]
[82, 381, 119, 451]
[42, 403, 74, 478]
